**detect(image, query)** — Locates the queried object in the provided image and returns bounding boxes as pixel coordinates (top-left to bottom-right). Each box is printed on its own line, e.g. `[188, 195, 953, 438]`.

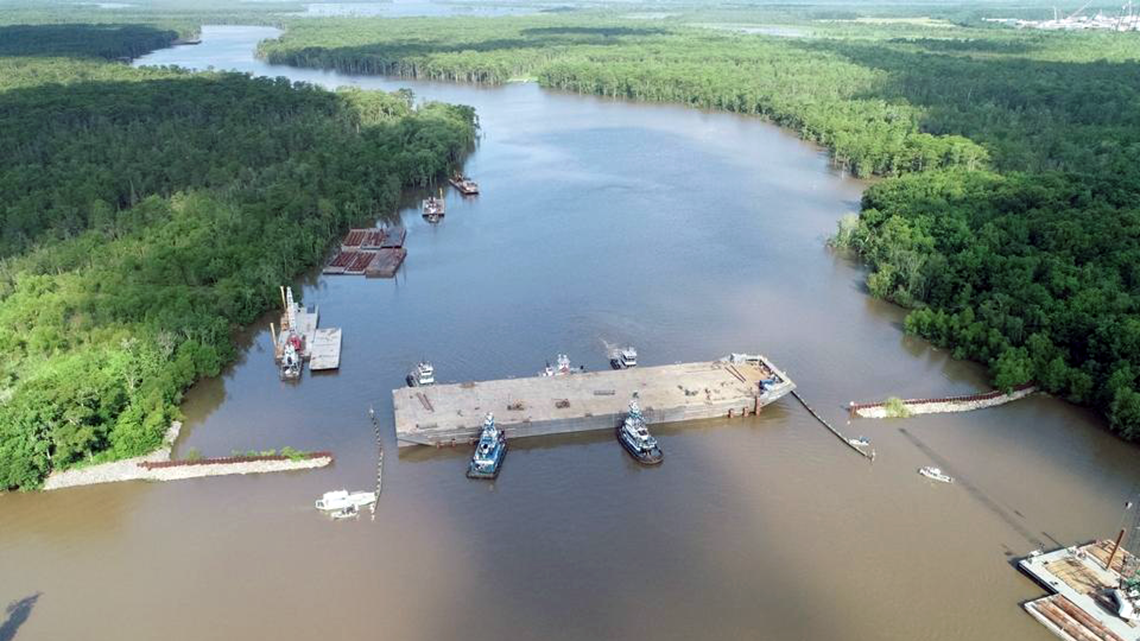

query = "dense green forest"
[258, 16, 1140, 438]
[0, 24, 476, 489]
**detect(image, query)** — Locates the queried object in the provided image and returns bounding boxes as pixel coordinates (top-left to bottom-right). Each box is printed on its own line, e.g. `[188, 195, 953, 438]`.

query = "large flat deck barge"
[392, 354, 794, 447]
[1018, 540, 1140, 641]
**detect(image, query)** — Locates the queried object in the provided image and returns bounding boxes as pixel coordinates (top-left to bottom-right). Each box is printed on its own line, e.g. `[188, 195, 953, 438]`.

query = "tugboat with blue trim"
[406, 361, 435, 387]
[610, 346, 637, 370]
[616, 397, 663, 465]
[467, 413, 508, 479]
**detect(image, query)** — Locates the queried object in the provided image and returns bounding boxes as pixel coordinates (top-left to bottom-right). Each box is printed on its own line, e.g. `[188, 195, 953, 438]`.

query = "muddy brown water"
[3, 25, 1139, 641]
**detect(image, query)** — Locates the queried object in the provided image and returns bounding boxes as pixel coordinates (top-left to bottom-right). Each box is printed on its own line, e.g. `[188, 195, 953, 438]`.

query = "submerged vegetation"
[0, 25, 475, 489]
[259, 14, 1140, 439]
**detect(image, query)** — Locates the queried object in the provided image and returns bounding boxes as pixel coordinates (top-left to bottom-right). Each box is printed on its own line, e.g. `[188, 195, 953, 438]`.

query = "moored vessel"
[280, 336, 302, 380]
[449, 173, 479, 195]
[422, 189, 445, 223]
[541, 353, 576, 376]
[467, 413, 508, 479]
[610, 346, 638, 370]
[616, 398, 663, 465]
[406, 361, 436, 387]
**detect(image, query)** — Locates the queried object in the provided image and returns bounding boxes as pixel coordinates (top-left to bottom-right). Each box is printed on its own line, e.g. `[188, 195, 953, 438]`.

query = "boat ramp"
[392, 354, 794, 447]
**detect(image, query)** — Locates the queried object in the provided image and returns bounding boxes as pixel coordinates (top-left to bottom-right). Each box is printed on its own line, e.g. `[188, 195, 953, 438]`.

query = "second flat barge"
[392, 354, 794, 447]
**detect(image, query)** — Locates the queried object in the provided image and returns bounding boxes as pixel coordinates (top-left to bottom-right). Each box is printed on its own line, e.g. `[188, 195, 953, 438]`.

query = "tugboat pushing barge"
[406, 361, 435, 387]
[422, 189, 445, 223]
[610, 346, 638, 370]
[467, 413, 507, 479]
[616, 397, 663, 465]
[449, 173, 479, 195]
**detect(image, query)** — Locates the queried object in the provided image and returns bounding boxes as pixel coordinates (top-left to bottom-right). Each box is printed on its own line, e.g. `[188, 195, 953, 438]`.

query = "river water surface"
[4, 25, 1139, 641]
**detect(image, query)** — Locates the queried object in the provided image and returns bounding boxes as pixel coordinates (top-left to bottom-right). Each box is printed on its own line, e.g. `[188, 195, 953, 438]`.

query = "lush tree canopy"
[257, 15, 1140, 439]
[0, 25, 476, 489]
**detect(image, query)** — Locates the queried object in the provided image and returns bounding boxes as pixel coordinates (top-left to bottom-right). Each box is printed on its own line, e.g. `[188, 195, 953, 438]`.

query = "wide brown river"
[3, 25, 1139, 641]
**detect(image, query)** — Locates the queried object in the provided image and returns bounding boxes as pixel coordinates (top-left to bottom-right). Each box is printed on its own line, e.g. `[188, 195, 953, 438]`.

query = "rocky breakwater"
[849, 384, 1036, 419]
[42, 422, 333, 491]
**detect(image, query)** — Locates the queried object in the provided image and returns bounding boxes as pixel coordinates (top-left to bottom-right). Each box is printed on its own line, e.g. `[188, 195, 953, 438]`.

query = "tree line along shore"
[0, 23, 477, 490]
[258, 14, 1140, 441]
[3, 8, 1139, 488]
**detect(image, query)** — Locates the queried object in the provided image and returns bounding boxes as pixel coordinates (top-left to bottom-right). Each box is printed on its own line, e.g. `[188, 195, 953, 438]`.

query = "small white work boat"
[848, 436, 870, 447]
[918, 466, 953, 483]
[315, 489, 377, 511]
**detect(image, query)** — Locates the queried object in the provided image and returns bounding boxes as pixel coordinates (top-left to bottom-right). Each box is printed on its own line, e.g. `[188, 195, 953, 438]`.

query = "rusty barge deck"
[392, 355, 794, 447]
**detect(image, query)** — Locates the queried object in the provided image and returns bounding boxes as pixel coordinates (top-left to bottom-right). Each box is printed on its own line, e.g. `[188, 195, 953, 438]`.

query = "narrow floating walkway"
[791, 390, 875, 460]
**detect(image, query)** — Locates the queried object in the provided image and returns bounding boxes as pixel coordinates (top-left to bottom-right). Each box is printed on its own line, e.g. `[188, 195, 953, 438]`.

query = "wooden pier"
[392, 354, 794, 447]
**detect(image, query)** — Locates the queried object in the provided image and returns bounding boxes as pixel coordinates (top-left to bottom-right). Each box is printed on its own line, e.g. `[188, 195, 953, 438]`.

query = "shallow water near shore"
[3, 25, 1140, 641]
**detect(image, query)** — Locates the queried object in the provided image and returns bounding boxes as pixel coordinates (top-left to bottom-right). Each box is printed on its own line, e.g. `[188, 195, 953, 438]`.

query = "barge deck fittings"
[392, 356, 794, 447]
[1019, 540, 1140, 641]
[325, 228, 407, 276]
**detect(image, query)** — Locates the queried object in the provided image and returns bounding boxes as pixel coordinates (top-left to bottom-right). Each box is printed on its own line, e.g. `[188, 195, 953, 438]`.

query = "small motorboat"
[610, 346, 638, 370]
[918, 466, 953, 483]
[467, 413, 507, 479]
[616, 398, 663, 465]
[848, 435, 870, 447]
[406, 361, 435, 387]
[315, 489, 377, 511]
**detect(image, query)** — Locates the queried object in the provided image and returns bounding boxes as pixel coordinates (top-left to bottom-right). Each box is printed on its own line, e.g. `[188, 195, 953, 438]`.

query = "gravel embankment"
[852, 386, 1036, 419]
[42, 422, 332, 491]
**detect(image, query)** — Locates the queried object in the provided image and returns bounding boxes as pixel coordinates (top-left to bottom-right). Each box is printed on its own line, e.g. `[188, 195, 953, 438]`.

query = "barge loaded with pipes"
[392, 353, 794, 447]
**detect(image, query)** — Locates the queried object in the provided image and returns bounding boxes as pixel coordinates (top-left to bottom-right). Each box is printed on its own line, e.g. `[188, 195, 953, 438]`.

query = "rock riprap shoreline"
[42, 422, 333, 491]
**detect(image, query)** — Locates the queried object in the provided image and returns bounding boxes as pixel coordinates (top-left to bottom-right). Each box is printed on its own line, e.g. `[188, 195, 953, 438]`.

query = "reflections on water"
[1, 24, 1137, 641]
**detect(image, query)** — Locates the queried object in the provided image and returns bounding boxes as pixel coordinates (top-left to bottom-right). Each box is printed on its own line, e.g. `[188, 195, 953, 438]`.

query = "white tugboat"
[541, 354, 575, 377]
[467, 413, 507, 479]
[918, 466, 953, 483]
[406, 361, 435, 387]
[280, 337, 302, 380]
[610, 346, 638, 370]
[616, 398, 663, 465]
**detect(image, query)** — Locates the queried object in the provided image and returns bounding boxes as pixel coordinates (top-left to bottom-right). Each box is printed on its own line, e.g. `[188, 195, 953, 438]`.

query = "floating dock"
[392, 354, 794, 447]
[309, 328, 343, 371]
[1018, 540, 1140, 641]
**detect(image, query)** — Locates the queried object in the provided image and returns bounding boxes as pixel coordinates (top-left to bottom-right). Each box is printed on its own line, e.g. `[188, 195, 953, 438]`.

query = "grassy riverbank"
[257, 13, 1140, 439]
[0, 24, 476, 490]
